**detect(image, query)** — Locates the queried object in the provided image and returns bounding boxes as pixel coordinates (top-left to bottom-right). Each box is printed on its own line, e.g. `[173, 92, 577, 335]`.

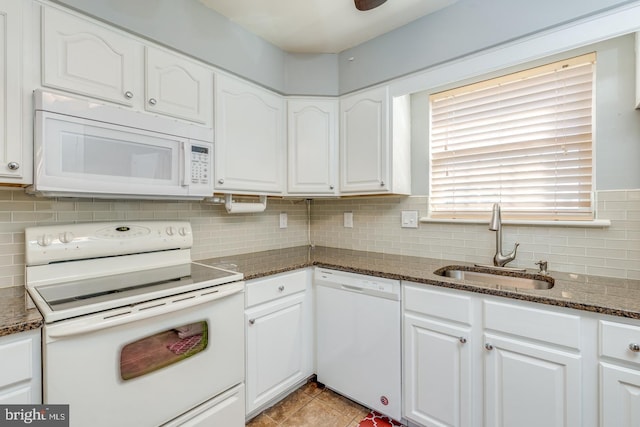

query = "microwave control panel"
[190, 144, 211, 186]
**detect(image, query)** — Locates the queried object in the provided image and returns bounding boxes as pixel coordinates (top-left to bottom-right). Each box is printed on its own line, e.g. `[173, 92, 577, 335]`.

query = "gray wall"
[51, 0, 640, 190]
[410, 34, 640, 193]
[338, 0, 638, 94]
[284, 53, 339, 96]
[52, 0, 288, 92]
[54, 0, 637, 95]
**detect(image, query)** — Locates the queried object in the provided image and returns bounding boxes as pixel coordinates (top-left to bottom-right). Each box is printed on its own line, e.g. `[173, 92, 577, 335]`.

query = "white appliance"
[315, 268, 402, 421]
[25, 221, 245, 427]
[29, 90, 214, 200]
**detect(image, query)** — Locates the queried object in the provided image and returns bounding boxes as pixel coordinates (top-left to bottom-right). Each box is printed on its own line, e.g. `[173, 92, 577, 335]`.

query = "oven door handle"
[46, 282, 243, 339]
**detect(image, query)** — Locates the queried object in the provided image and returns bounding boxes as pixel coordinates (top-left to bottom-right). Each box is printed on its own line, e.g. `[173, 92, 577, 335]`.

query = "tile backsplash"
[310, 190, 640, 280]
[1, 189, 638, 289]
[0, 190, 309, 288]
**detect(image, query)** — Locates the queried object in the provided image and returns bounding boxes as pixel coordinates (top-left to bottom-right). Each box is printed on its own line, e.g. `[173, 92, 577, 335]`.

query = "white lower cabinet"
[0, 329, 41, 404]
[403, 283, 584, 427]
[403, 284, 474, 427]
[600, 363, 640, 426]
[245, 269, 313, 417]
[483, 299, 583, 427]
[483, 333, 582, 427]
[599, 319, 640, 427]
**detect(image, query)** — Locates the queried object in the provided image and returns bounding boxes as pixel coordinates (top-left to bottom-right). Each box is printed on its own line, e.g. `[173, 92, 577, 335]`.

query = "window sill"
[419, 217, 611, 228]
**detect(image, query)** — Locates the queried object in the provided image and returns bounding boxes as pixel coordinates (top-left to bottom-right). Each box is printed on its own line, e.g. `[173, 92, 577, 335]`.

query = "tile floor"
[245, 381, 371, 427]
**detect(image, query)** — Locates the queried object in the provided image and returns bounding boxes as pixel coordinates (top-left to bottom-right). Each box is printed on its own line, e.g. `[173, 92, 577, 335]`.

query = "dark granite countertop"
[5, 244, 638, 337]
[0, 286, 43, 337]
[198, 245, 640, 320]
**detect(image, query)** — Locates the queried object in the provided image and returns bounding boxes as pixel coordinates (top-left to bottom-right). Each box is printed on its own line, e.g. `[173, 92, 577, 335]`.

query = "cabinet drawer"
[404, 283, 472, 325]
[0, 338, 32, 388]
[484, 300, 581, 349]
[246, 270, 307, 307]
[600, 320, 640, 365]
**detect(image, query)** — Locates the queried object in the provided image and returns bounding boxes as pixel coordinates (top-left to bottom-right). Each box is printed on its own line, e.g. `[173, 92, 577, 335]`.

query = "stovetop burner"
[24, 221, 243, 323]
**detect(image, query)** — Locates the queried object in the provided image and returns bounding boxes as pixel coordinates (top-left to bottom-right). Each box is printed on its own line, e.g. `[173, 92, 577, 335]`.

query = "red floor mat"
[357, 411, 403, 427]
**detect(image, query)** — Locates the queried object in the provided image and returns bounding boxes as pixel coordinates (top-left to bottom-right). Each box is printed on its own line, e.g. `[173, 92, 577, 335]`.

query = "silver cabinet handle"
[7, 161, 19, 170]
[148, 98, 157, 105]
[278, 285, 285, 292]
[485, 343, 494, 351]
[380, 181, 385, 187]
[248, 319, 255, 325]
[124, 91, 134, 99]
[218, 178, 225, 184]
[329, 185, 334, 190]
[459, 337, 467, 344]
[630, 343, 640, 352]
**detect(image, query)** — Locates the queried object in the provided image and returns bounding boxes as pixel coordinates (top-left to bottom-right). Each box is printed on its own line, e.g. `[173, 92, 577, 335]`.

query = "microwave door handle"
[181, 141, 190, 187]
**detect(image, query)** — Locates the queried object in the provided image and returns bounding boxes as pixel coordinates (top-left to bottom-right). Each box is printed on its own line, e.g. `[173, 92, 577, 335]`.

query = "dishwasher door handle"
[341, 284, 365, 293]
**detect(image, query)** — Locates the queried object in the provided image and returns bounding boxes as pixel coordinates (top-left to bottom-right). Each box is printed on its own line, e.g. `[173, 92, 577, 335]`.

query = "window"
[429, 53, 595, 221]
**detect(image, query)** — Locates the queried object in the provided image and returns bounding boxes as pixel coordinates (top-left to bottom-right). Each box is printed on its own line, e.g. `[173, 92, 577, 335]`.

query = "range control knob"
[59, 231, 75, 244]
[178, 227, 188, 237]
[166, 226, 176, 236]
[37, 234, 52, 247]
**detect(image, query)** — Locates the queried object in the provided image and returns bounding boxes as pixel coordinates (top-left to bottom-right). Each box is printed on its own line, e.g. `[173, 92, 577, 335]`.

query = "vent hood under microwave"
[28, 90, 214, 200]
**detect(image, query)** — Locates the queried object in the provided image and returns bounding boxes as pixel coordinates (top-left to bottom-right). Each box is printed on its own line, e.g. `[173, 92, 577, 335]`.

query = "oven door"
[43, 282, 244, 427]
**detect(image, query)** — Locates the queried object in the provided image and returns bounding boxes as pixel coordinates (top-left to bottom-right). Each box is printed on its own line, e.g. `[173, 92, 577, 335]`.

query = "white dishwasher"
[315, 268, 402, 421]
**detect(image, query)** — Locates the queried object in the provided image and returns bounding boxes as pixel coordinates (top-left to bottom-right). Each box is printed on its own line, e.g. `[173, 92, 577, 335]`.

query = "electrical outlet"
[344, 212, 353, 228]
[401, 210, 419, 228]
[279, 212, 288, 229]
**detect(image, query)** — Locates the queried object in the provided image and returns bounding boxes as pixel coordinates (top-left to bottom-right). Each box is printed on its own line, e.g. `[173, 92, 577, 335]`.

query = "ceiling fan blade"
[354, 0, 388, 11]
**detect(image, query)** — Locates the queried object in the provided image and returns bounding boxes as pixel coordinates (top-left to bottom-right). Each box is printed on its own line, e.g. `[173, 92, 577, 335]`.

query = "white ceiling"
[198, 0, 458, 54]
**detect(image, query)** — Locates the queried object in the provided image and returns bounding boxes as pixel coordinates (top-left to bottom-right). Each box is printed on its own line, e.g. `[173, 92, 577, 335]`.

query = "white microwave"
[29, 90, 214, 200]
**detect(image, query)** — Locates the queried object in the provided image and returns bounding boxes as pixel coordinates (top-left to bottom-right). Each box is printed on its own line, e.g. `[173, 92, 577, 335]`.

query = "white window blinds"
[429, 53, 595, 221]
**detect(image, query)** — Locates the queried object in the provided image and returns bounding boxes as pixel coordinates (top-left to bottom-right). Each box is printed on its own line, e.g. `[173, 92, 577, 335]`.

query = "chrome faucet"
[489, 203, 519, 267]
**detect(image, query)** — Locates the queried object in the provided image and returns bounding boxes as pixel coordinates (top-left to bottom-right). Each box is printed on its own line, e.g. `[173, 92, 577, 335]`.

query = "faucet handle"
[535, 260, 548, 275]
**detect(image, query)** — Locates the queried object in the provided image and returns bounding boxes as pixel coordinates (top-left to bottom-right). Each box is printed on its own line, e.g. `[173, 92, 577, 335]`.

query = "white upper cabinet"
[340, 86, 410, 195]
[0, 0, 29, 183]
[145, 47, 213, 125]
[215, 73, 285, 194]
[41, 6, 213, 126]
[287, 98, 338, 196]
[42, 6, 142, 107]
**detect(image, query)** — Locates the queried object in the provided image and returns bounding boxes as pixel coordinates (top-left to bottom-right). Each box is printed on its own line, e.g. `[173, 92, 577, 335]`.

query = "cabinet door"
[340, 86, 389, 194]
[215, 74, 284, 194]
[600, 362, 640, 427]
[484, 333, 582, 427]
[287, 99, 338, 195]
[245, 293, 307, 414]
[0, 329, 41, 404]
[42, 6, 141, 107]
[145, 47, 213, 125]
[0, 0, 25, 181]
[404, 313, 472, 427]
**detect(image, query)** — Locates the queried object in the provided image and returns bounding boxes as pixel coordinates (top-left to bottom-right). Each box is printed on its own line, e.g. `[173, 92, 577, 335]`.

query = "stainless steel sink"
[434, 266, 554, 290]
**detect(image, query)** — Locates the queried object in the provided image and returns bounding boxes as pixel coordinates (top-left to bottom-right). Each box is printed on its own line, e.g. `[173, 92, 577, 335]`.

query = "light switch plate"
[401, 210, 419, 228]
[279, 212, 288, 228]
[344, 212, 353, 228]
